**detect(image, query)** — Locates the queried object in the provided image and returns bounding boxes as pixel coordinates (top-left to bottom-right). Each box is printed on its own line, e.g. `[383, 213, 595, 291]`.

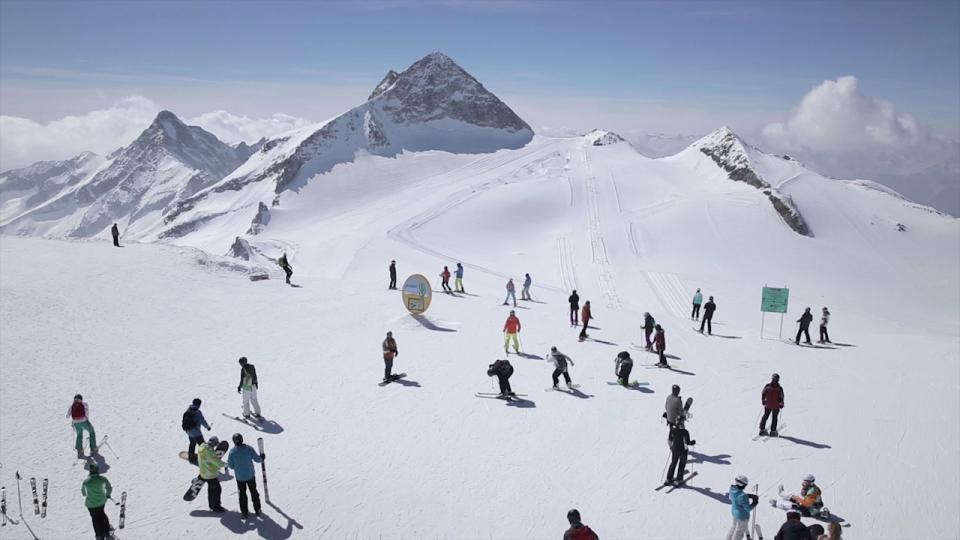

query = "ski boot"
[759, 429, 768, 437]
[770, 429, 778, 437]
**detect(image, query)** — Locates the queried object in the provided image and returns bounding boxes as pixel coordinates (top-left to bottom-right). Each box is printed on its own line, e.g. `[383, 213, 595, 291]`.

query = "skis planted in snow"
[118, 491, 126, 529]
[1, 486, 6, 526]
[29, 478, 39, 515]
[257, 437, 270, 504]
[40, 479, 47, 518]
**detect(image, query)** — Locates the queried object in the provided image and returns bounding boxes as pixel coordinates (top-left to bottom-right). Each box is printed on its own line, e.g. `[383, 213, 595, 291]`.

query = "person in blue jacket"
[227, 433, 265, 519]
[455, 263, 465, 293]
[182, 398, 211, 465]
[726, 475, 759, 540]
[691, 288, 703, 320]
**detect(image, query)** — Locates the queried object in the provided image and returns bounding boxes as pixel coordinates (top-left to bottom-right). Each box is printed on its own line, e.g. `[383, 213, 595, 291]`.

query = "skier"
[182, 398, 211, 465]
[227, 433, 264, 519]
[579, 300, 592, 341]
[237, 357, 261, 419]
[796, 307, 813, 345]
[110, 223, 120, 248]
[503, 278, 517, 307]
[521, 273, 532, 300]
[382, 331, 399, 383]
[615, 351, 633, 386]
[818, 307, 831, 343]
[388, 260, 397, 289]
[642, 312, 656, 350]
[760, 373, 784, 437]
[198, 436, 227, 512]
[691, 288, 703, 320]
[773, 509, 812, 540]
[563, 509, 599, 540]
[455, 262, 465, 293]
[82, 463, 113, 540]
[503, 310, 521, 354]
[568, 290, 580, 326]
[277, 253, 293, 284]
[726, 475, 759, 540]
[654, 324, 668, 367]
[67, 393, 97, 458]
[486, 359, 515, 398]
[772, 474, 825, 517]
[440, 266, 452, 293]
[664, 384, 684, 426]
[699, 296, 716, 334]
[665, 416, 695, 486]
[547, 346, 575, 389]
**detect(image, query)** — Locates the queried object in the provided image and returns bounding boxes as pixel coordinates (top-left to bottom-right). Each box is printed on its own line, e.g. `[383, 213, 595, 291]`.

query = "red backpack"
[71, 401, 86, 420]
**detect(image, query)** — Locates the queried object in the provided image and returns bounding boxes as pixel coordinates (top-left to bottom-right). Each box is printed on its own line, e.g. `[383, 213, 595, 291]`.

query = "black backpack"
[181, 410, 196, 431]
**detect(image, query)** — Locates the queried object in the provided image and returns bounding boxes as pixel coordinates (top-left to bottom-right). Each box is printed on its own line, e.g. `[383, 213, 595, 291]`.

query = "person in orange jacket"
[503, 310, 521, 354]
[579, 301, 592, 341]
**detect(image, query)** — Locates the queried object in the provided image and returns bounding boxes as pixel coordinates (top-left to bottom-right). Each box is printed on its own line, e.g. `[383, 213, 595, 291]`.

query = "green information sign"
[760, 287, 789, 313]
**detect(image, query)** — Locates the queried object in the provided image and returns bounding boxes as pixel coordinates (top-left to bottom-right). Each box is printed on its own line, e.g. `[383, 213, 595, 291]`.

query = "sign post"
[402, 274, 433, 315]
[760, 286, 789, 340]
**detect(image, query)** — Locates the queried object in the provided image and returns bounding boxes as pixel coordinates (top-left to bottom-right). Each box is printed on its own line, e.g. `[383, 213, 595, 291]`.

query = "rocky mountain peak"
[368, 70, 400, 101]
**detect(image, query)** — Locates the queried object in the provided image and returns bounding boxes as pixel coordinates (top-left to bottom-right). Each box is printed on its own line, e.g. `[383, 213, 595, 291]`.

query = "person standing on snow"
[615, 351, 634, 386]
[82, 463, 113, 540]
[110, 223, 120, 248]
[389, 260, 397, 290]
[692, 288, 703, 320]
[547, 346, 575, 389]
[796, 307, 813, 345]
[67, 394, 97, 458]
[654, 324, 668, 367]
[440, 266, 453, 293]
[455, 263, 465, 293]
[521, 273, 532, 300]
[665, 416, 695, 486]
[643, 312, 656, 350]
[726, 475, 759, 540]
[568, 290, 580, 326]
[818, 307, 831, 343]
[237, 357, 262, 419]
[182, 398, 211, 465]
[760, 373, 784, 437]
[503, 278, 517, 307]
[487, 359, 515, 398]
[772, 475, 825, 517]
[382, 331, 399, 383]
[563, 509, 599, 540]
[227, 433, 264, 519]
[699, 296, 716, 334]
[277, 253, 293, 284]
[579, 300, 592, 341]
[664, 384, 684, 426]
[198, 436, 227, 512]
[503, 310, 522, 354]
[773, 509, 812, 540]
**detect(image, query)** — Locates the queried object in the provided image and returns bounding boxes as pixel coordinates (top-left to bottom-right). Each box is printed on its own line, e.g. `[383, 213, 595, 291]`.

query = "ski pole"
[108, 496, 120, 506]
[101, 436, 119, 459]
[14, 472, 22, 517]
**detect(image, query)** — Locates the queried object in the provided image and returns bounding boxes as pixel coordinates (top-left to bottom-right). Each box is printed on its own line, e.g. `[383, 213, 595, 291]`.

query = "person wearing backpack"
[182, 398, 211, 465]
[67, 394, 97, 458]
[487, 359, 515, 398]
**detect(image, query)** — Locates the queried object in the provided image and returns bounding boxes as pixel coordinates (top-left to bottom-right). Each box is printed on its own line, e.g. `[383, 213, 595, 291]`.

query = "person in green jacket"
[82, 463, 113, 540]
[198, 436, 227, 512]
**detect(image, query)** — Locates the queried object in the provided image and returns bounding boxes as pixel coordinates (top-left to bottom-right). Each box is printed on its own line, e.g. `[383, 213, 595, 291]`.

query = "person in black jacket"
[665, 417, 695, 486]
[699, 296, 716, 334]
[110, 223, 120, 247]
[237, 357, 261, 419]
[487, 359, 515, 398]
[795, 307, 813, 345]
[389, 260, 397, 289]
[774, 509, 812, 540]
[568, 290, 580, 326]
[277, 253, 293, 284]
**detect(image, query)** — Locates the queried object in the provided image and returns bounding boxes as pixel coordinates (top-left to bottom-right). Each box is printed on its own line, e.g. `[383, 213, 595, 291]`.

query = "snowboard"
[681, 397, 694, 421]
[378, 372, 408, 386]
[182, 440, 229, 501]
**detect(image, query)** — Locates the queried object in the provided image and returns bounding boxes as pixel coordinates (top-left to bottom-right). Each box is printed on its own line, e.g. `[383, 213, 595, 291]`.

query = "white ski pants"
[242, 387, 261, 416]
[725, 517, 749, 540]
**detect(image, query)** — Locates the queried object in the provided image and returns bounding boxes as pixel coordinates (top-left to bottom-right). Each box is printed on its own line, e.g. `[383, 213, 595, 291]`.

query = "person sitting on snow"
[772, 474, 827, 518]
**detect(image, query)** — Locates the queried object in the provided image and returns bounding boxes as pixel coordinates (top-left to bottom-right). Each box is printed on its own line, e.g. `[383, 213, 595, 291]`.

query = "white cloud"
[187, 111, 314, 145]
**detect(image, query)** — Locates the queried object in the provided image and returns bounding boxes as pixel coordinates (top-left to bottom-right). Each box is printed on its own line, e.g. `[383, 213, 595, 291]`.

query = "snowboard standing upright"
[182, 440, 229, 502]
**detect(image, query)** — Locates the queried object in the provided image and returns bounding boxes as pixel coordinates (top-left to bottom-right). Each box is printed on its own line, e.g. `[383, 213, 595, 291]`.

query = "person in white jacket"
[547, 346, 575, 389]
[818, 307, 831, 343]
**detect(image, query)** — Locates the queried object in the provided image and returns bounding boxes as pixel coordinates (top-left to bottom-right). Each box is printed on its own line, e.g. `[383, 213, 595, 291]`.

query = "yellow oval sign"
[402, 274, 432, 315]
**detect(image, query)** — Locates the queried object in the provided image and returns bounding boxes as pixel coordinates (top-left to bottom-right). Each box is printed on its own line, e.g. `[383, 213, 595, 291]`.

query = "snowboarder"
[615, 351, 633, 386]
[563, 509, 599, 540]
[67, 393, 97, 458]
[237, 357, 261, 419]
[772, 474, 826, 517]
[388, 260, 397, 289]
[773, 509, 812, 540]
[110, 223, 120, 247]
[818, 307, 831, 343]
[198, 436, 227, 512]
[643, 312, 656, 350]
[760, 373, 784, 437]
[796, 307, 813, 345]
[726, 475, 759, 540]
[503, 279, 517, 306]
[699, 296, 716, 334]
[382, 331, 398, 383]
[82, 463, 113, 540]
[486, 359, 515, 398]
[455, 262, 465, 293]
[503, 310, 521, 354]
[227, 433, 264, 519]
[182, 398, 211, 465]
[277, 253, 293, 284]
[579, 300, 592, 341]
[664, 385, 684, 426]
[568, 290, 580, 326]
[440, 266, 452, 293]
[521, 273, 532, 300]
[654, 324, 668, 366]
[665, 416, 695, 486]
[547, 346, 575, 389]
[692, 288, 703, 320]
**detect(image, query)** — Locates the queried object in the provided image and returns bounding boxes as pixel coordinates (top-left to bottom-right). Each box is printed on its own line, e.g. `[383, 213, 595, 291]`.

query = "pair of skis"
[746, 483, 764, 540]
[28, 477, 47, 518]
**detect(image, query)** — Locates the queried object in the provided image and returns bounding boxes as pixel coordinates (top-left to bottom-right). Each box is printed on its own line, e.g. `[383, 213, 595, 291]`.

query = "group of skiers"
[796, 307, 832, 345]
[439, 263, 466, 294]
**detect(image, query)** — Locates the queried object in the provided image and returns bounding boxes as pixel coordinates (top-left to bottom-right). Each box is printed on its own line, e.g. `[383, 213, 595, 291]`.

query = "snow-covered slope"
[0, 151, 110, 224]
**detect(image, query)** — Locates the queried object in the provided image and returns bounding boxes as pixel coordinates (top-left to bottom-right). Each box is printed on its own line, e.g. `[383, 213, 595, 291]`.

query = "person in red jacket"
[654, 324, 668, 367]
[760, 373, 784, 437]
[578, 301, 592, 341]
[563, 509, 599, 540]
[503, 310, 522, 354]
[440, 266, 452, 293]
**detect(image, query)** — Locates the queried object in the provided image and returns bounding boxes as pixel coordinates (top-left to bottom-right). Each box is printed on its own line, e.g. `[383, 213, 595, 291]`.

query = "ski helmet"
[192, 398, 202, 407]
[74, 393, 83, 400]
[239, 356, 248, 365]
[88, 463, 100, 475]
[803, 474, 815, 483]
[550, 346, 558, 352]
[386, 331, 392, 337]
[618, 351, 629, 359]
[510, 310, 515, 314]
[772, 373, 780, 382]
[232, 433, 244, 445]
[208, 436, 220, 447]
[735, 475, 748, 487]
[655, 324, 662, 330]
[671, 384, 680, 395]
[567, 509, 581, 524]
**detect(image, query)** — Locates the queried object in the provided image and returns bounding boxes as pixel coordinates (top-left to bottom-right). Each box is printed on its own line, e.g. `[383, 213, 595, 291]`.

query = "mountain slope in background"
[0, 151, 109, 225]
